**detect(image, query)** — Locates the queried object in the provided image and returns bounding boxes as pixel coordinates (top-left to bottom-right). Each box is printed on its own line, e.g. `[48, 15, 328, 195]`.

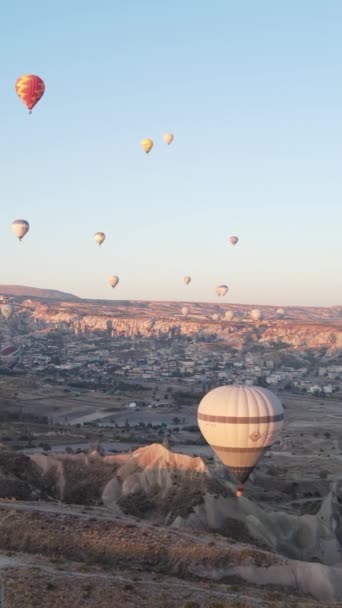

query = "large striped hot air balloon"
[15, 75, 45, 113]
[197, 385, 284, 496]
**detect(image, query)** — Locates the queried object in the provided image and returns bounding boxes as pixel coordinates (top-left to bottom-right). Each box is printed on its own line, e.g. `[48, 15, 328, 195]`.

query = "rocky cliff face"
[7, 444, 342, 569]
[1, 297, 341, 352]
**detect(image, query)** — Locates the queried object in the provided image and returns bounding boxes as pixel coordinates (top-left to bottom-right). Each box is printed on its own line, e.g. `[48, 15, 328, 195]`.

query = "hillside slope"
[0, 285, 79, 301]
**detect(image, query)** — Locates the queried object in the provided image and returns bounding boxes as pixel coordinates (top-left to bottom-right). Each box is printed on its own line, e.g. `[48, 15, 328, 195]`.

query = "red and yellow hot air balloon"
[15, 74, 45, 113]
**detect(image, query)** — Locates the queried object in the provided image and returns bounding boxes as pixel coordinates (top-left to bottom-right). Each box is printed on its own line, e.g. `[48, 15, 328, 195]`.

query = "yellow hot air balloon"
[163, 133, 174, 145]
[140, 138, 153, 154]
[197, 385, 284, 495]
[94, 232, 105, 246]
[11, 219, 30, 241]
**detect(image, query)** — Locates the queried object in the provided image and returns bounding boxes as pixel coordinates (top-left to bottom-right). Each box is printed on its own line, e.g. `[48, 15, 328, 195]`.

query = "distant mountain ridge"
[0, 285, 79, 301]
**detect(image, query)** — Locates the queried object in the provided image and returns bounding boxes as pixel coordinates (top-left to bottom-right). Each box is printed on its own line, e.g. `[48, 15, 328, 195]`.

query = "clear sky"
[0, 0, 341, 306]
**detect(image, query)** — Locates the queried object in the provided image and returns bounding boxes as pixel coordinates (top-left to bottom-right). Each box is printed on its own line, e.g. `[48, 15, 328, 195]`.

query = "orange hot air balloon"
[15, 74, 45, 113]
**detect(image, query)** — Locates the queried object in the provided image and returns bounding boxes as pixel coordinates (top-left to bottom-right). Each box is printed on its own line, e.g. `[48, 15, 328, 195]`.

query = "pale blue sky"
[0, 0, 341, 306]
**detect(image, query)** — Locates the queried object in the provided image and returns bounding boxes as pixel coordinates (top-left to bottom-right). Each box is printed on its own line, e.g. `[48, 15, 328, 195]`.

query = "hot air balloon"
[197, 385, 284, 495]
[224, 310, 234, 321]
[184, 276, 191, 286]
[1, 303, 14, 320]
[140, 138, 153, 154]
[94, 232, 105, 246]
[212, 313, 220, 321]
[11, 219, 30, 241]
[144, 319, 154, 331]
[108, 275, 119, 289]
[15, 75, 45, 113]
[163, 133, 174, 145]
[250, 309, 263, 321]
[216, 285, 228, 297]
[181, 306, 189, 317]
[276, 308, 285, 319]
[0, 344, 21, 370]
[229, 236, 239, 246]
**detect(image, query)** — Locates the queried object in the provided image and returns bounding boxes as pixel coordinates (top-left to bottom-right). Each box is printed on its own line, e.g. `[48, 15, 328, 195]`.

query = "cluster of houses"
[17, 326, 342, 397]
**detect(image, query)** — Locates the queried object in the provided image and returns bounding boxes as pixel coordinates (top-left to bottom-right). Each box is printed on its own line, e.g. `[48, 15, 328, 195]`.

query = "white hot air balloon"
[184, 276, 191, 286]
[181, 306, 189, 317]
[197, 385, 284, 495]
[12, 219, 29, 241]
[224, 310, 234, 321]
[212, 313, 220, 321]
[229, 236, 239, 246]
[276, 308, 285, 318]
[163, 133, 174, 145]
[250, 309, 263, 321]
[94, 232, 105, 246]
[1, 303, 14, 320]
[108, 275, 119, 289]
[216, 285, 228, 297]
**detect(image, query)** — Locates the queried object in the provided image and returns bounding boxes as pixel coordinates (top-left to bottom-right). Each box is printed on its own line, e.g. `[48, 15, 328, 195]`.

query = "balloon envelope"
[184, 276, 191, 286]
[163, 133, 174, 145]
[12, 219, 30, 241]
[108, 275, 119, 289]
[197, 385, 284, 485]
[181, 306, 189, 317]
[15, 75, 45, 112]
[250, 309, 262, 321]
[0, 344, 21, 370]
[224, 310, 234, 321]
[216, 285, 228, 297]
[140, 138, 153, 154]
[94, 232, 105, 246]
[276, 308, 285, 318]
[1, 303, 14, 320]
[229, 236, 239, 246]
